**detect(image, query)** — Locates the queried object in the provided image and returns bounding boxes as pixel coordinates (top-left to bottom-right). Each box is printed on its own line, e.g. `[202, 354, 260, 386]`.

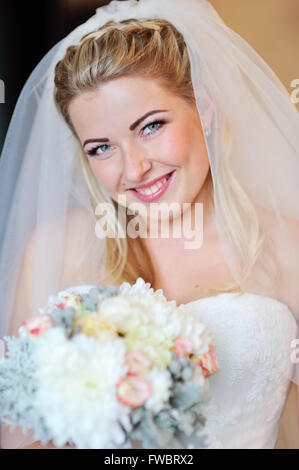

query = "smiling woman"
[0, 0, 299, 450]
[54, 17, 217, 288]
[67, 78, 211, 209]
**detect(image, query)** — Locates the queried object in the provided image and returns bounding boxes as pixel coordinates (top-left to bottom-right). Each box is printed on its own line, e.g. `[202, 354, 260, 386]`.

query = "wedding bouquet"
[0, 278, 219, 449]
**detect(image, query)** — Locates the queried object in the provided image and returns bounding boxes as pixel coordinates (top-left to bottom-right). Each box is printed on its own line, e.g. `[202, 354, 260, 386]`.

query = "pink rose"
[173, 337, 194, 356]
[125, 350, 152, 375]
[196, 345, 220, 378]
[117, 375, 152, 408]
[22, 313, 54, 339]
[55, 293, 84, 315]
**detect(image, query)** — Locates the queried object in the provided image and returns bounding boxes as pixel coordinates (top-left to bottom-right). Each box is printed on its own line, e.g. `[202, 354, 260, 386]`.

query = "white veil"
[0, 0, 299, 448]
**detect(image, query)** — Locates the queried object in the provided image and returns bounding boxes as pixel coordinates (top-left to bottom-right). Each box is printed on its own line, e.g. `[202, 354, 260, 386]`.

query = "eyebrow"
[83, 109, 169, 148]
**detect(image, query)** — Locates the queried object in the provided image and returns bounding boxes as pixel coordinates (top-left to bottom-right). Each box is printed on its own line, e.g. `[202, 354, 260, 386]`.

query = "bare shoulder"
[61, 208, 108, 287]
[24, 208, 95, 265]
[254, 204, 299, 315]
[279, 215, 299, 317]
[254, 203, 299, 253]
[24, 208, 107, 288]
[256, 203, 299, 238]
[64, 207, 96, 250]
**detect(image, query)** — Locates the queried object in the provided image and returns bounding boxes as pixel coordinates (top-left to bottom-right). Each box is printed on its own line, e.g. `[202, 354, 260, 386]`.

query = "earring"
[204, 127, 211, 137]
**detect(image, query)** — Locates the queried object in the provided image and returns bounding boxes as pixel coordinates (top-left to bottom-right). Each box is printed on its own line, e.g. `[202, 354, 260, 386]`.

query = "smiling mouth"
[131, 171, 175, 195]
[127, 170, 176, 202]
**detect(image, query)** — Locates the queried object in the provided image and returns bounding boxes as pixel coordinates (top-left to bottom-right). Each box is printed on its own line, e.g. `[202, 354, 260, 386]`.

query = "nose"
[121, 143, 152, 188]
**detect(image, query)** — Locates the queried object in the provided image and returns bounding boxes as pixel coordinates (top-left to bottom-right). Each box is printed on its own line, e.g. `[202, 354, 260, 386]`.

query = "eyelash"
[86, 119, 166, 157]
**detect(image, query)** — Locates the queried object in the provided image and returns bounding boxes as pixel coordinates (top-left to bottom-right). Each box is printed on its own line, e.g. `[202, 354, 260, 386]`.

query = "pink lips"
[128, 170, 176, 202]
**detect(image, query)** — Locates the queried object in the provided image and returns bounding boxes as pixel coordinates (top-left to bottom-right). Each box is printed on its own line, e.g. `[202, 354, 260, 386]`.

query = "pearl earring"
[204, 127, 211, 137]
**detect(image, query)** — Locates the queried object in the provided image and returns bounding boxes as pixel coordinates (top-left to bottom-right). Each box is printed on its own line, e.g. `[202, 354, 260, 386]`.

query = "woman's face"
[68, 75, 211, 217]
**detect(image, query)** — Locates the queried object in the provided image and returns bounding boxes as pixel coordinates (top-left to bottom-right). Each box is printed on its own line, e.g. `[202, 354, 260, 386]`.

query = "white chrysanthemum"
[124, 324, 174, 370]
[33, 328, 130, 449]
[99, 297, 151, 333]
[120, 278, 215, 355]
[144, 368, 172, 414]
[44, 280, 215, 357]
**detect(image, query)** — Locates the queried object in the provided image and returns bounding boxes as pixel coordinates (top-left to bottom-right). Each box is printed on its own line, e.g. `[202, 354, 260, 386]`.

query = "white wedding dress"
[180, 292, 297, 449]
[65, 286, 297, 450]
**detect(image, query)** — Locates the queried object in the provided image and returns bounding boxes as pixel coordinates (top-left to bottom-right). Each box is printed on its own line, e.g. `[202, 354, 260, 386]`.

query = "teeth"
[135, 177, 167, 195]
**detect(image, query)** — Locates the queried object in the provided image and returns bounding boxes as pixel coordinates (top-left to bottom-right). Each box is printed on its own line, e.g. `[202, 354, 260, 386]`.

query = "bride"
[0, 0, 299, 449]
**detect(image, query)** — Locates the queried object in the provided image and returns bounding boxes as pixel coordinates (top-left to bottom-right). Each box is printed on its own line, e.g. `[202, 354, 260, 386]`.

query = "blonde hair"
[54, 17, 280, 296]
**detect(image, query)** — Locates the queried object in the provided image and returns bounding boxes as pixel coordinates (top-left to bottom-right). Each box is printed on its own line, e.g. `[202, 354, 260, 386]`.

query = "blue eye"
[86, 144, 111, 156]
[142, 120, 166, 136]
[86, 119, 166, 157]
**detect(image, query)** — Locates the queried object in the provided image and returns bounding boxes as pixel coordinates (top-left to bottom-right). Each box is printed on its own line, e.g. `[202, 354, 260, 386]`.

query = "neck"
[140, 169, 215, 246]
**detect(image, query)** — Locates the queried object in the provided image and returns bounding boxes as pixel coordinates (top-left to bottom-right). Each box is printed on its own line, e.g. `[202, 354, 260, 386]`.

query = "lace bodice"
[64, 286, 297, 449]
[181, 292, 297, 449]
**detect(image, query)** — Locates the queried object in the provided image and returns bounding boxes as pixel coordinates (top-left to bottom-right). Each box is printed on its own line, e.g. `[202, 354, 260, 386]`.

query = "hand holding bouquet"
[0, 278, 219, 449]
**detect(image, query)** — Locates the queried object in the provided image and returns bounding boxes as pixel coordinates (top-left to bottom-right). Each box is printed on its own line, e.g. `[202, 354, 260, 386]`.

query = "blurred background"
[0, 0, 298, 153]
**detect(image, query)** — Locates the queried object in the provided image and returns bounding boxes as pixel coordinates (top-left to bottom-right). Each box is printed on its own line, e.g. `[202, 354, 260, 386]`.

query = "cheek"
[89, 160, 120, 192]
[186, 120, 210, 169]
[192, 141, 210, 172]
[159, 126, 192, 166]
[161, 123, 207, 167]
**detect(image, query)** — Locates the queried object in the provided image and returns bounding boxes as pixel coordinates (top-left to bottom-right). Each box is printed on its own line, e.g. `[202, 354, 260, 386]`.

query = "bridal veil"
[0, 0, 298, 448]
